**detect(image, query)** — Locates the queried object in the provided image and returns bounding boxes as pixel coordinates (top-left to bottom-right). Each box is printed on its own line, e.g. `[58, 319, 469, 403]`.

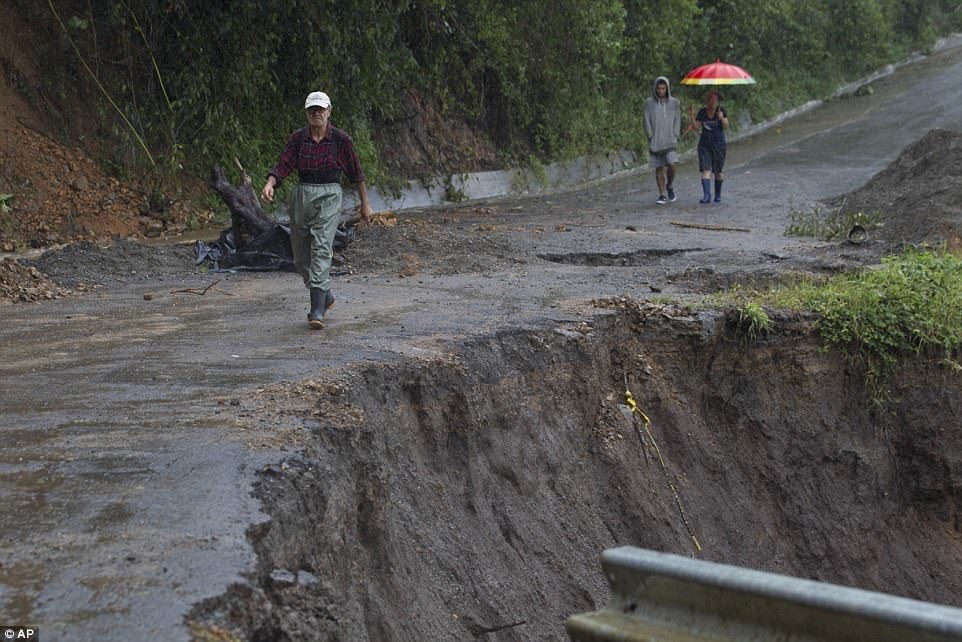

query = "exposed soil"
[0, 125, 146, 248]
[826, 128, 962, 248]
[0, 3, 203, 260]
[373, 91, 500, 180]
[175, 120, 962, 639]
[187, 305, 962, 640]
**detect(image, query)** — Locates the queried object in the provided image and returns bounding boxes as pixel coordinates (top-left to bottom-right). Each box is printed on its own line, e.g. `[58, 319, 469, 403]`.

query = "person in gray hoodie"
[643, 76, 681, 204]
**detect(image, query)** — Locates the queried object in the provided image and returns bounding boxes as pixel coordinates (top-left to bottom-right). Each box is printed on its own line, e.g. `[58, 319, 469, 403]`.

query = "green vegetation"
[24, 0, 962, 188]
[736, 302, 773, 342]
[442, 173, 469, 203]
[709, 250, 962, 408]
[0, 194, 13, 214]
[786, 205, 883, 240]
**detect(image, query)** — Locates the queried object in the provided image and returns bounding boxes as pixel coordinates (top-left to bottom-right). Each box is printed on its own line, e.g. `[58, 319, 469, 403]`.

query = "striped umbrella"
[680, 60, 756, 86]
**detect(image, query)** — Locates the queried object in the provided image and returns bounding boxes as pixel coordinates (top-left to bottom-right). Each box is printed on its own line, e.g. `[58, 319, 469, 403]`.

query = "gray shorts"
[649, 149, 678, 168]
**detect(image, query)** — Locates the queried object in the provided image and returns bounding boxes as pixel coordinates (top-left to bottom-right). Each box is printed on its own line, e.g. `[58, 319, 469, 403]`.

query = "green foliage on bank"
[709, 250, 962, 408]
[27, 0, 962, 185]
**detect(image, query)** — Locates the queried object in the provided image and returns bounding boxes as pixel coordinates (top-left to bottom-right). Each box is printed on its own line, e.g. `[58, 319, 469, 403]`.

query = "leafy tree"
[28, 0, 962, 186]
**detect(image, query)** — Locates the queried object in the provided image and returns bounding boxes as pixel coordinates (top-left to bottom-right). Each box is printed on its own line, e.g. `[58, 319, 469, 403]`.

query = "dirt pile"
[828, 128, 962, 247]
[0, 3, 199, 253]
[0, 256, 75, 303]
[24, 239, 197, 289]
[0, 125, 151, 250]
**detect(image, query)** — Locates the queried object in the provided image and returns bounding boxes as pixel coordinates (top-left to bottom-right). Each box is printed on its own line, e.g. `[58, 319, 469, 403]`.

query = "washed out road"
[2, 40, 962, 641]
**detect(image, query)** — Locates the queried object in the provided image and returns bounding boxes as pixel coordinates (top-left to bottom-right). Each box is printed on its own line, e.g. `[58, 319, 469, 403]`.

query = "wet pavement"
[2, 40, 962, 641]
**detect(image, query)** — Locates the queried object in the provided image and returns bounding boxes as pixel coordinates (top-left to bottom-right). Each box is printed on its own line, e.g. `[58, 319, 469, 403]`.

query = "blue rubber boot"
[714, 179, 723, 202]
[699, 179, 712, 204]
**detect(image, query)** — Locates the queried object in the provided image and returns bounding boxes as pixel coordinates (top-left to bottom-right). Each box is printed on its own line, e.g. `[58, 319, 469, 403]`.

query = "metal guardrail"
[568, 547, 962, 642]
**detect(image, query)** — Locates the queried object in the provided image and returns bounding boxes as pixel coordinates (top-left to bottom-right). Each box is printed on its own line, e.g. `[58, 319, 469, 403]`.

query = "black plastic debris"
[195, 216, 356, 272]
[195, 225, 294, 272]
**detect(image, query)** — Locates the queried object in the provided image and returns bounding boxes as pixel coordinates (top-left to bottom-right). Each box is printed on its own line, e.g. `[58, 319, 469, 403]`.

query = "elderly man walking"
[262, 91, 374, 330]
[643, 76, 681, 204]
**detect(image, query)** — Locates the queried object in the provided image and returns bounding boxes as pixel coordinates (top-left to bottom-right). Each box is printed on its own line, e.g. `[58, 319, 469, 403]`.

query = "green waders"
[289, 183, 342, 291]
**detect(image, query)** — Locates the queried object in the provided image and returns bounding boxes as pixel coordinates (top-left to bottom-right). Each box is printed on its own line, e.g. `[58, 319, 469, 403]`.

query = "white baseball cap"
[304, 91, 331, 109]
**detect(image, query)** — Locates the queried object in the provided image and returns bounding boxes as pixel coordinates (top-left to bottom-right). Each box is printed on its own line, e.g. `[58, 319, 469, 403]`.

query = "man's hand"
[359, 203, 374, 224]
[261, 178, 276, 202]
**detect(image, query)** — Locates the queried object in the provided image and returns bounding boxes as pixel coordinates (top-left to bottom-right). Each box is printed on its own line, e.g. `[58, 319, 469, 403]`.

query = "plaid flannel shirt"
[268, 125, 366, 186]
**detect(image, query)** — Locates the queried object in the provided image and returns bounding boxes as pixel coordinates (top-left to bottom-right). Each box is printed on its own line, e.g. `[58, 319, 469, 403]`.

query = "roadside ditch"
[189, 300, 962, 641]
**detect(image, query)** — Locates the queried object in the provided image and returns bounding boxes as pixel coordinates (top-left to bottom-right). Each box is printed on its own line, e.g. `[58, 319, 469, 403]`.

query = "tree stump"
[210, 164, 279, 244]
[206, 164, 294, 271]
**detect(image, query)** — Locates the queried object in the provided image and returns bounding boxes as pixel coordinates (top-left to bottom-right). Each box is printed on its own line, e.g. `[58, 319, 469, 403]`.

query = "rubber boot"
[699, 178, 712, 204]
[714, 179, 723, 202]
[308, 287, 328, 329]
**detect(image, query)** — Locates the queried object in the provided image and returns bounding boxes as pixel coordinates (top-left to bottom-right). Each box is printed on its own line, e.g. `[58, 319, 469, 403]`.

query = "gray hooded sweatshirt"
[643, 76, 681, 154]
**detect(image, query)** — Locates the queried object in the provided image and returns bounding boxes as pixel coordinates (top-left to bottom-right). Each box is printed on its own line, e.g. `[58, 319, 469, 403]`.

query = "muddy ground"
[2, 40, 962, 642]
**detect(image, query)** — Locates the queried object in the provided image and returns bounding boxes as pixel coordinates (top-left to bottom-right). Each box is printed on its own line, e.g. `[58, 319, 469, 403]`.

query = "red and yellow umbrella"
[680, 60, 756, 86]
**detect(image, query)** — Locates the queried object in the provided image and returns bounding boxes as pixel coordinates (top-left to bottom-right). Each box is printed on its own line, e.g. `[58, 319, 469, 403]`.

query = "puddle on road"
[0, 561, 45, 623]
[0, 466, 64, 517]
[538, 248, 704, 266]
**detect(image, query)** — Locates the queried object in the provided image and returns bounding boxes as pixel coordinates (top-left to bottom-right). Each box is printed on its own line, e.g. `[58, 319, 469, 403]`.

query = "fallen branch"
[170, 279, 225, 296]
[670, 221, 751, 233]
[233, 156, 252, 185]
[476, 621, 527, 635]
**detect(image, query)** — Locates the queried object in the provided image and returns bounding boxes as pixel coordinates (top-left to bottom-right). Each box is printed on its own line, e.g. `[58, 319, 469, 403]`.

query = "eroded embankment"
[190, 302, 962, 641]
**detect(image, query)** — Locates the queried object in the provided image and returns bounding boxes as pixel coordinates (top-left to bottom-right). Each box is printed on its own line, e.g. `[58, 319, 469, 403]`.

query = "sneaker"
[667, 187, 676, 202]
[655, 195, 668, 205]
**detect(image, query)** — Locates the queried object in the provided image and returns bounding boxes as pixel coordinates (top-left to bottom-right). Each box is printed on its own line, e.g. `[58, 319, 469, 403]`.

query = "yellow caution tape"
[624, 386, 702, 554]
[624, 389, 650, 426]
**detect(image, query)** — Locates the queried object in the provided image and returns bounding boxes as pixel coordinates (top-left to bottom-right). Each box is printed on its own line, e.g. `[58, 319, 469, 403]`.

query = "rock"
[297, 570, 320, 587]
[143, 219, 165, 238]
[268, 568, 297, 588]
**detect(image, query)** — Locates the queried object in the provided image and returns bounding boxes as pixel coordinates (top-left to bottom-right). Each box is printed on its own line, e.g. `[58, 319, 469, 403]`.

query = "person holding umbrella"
[680, 59, 755, 204]
[692, 90, 729, 203]
[644, 76, 681, 204]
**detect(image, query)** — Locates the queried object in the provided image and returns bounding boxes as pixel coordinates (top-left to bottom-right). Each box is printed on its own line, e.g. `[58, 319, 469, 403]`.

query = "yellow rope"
[625, 387, 702, 554]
